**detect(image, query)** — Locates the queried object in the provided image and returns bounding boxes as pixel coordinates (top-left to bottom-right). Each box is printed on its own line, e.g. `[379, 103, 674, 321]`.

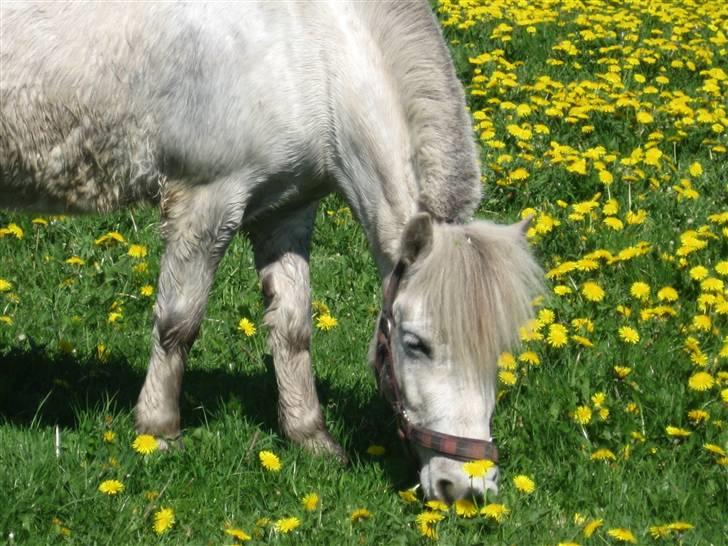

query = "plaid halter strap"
[373, 260, 499, 463]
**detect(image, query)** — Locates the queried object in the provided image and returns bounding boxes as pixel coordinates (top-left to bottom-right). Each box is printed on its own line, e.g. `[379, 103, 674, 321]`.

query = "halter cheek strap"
[373, 260, 499, 463]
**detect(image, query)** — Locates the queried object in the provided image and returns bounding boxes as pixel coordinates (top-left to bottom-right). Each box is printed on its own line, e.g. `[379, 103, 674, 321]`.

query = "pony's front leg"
[250, 205, 346, 462]
[135, 178, 245, 444]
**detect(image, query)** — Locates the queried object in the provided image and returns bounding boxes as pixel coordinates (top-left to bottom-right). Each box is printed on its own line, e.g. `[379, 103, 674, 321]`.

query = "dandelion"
[581, 282, 605, 302]
[127, 244, 147, 258]
[258, 450, 281, 471]
[583, 518, 604, 537]
[132, 434, 158, 455]
[573, 406, 593, 425]
[689, 265, 709, 280]
[65, 256, 85, 266]
[316, 313, 338, 331]
[590, 449, 616, 462]
[665, 426, 691, 438]
[463, 458, 495, 478]
[0, 223, 24, 239]
[225, 527, 252, 541]
[98, 479, 124, 495]
[692, 314, 711, 331]
[0, 279, 13, 292]
[636, 111, 654, 124]
[630, 282, 650, 301]
[607, 528, 637, 543]
[140, 285, 154, 297]
[398, 488, 418, 503]
[519, 351, 540, 365]
[425, 500, 449, 512]
[416, 511, 444, 539]
[547, 323, 569, 347]
[366, 444, 386, 456]
[301, 492, 319, 511]
[688, 162, 703, 177]
[275, 517, 300, 533]
[554, 285, 573, 296]
[454, 499, 477, 518]
[657, 286, 678, 301]
[481, 503, 509, 522]
[153, 507, 175, 535]
[94, 231, 125, 245]
[703, 443, 726, 456]
[688, 371, 714, 391]
[499, 370, 517, 385]
[513, 474, 536, 494]
[102, 431, 116, 443]
[613, 366, 632, 379]
[350, 508, 372, 522]
[238, 318, 256, 337]
[618, 326, 640, 344]
[687, 409, 709, 424]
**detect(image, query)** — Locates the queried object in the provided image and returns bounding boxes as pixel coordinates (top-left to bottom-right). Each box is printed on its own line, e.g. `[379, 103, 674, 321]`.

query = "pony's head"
[370, 213, 541, 502]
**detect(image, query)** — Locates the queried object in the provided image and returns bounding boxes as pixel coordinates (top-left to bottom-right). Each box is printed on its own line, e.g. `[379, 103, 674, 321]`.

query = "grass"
[1, 0, 727, 544]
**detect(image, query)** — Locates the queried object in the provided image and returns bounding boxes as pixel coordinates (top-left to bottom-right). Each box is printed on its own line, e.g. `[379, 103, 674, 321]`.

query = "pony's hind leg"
[250, 204, 346, 462]
[135, 177, 245, 444]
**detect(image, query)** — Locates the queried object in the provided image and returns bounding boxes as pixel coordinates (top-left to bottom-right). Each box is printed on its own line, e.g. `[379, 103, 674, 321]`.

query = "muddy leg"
[135, 178, 245, 443]
[250, 204, 345, 461]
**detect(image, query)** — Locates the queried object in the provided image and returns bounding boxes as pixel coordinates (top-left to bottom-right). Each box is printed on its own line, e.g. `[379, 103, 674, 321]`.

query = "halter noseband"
[373, 260, 499, 463]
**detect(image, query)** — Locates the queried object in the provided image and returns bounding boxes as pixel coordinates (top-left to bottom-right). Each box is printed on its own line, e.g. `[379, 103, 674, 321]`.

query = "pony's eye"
[401, 332, 432, 359]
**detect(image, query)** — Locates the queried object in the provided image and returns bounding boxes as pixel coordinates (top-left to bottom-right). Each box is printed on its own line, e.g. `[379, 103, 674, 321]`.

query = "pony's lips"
[419, 457, 499, 502]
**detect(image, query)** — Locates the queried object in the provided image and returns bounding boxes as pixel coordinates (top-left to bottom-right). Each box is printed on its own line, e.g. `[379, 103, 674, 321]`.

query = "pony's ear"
[400, 212, 434, 265]
[513, 215, 533, 236]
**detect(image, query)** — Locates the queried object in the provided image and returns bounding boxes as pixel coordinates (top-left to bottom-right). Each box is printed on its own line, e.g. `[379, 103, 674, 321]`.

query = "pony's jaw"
[419, 454, 499, 502]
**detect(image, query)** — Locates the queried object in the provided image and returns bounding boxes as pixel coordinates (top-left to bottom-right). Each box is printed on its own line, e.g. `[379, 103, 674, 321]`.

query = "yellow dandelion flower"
[716, 261, 728, 276]
[618, 326, 640, 344]
[103, 431, 116, 443]
[519, 351, 540, 365]
[689, 265, 709, 280]
[607, 528, 637, 543]
[140, 285, 154, 297]
[499, 370, 517, 386]
[454, 499, 478, 518]
[366, 444, 386, 456]
[153, 507, 175, 535]
[0, 223, 24, 239]
[701, 277, 724, 292]
[598, 169, 614, 184]
[538, 308, 556, 325]
[687, 409, 709, 424]
[665, 426, 691, 438]
[573, 406, 592, 425]
[65, 256, 85, 266]
[583, 518, 604, 537]
[547, 323, 569, 348]
[603, 217, 624, 231]
[98, 479, 124, 495]
[0, 279, 13, 292]
[581, 281, 605, 302]
[416, 511, 444, 539]
[497, 351, 516, 369]
[425, 500, 449, 512]
[225, 527, 252, 541]
[302, 492, 320, 511]
[94, 231, 125, 246]
[132, 434, 158, 455]
[463, 458, 495, 478]
[553, 285, 573, 296]
[630, 282, 650, 301]
[590, 449, 616, 462]
[614, 366, 632, 379]
[275, 517, 300, 533]
[481, 503, 509, 522]
[636, 111, 653, 124]
[667, 521, 694, 532]
[513, 474, 536, 494]
[238, 318, 256, 337]
[258, 450, 281, 471]
[688, 162, 703, 177]
[657, 286, 678, 302]
[127, 244, 147, 258]
[692, 314, 711, 331]
[703, 443, 726, 456]
[316, 313, 338, 331]
[688, 371, 715, 391]
[350, 508, 372, 523]
[398, 488, 418, 503]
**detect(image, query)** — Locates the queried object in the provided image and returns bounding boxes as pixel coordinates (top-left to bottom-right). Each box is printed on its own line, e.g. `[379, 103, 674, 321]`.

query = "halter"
[373, 260, 499, 463]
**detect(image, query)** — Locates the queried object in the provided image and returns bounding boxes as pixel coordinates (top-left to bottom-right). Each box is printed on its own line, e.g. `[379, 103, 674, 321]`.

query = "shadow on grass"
[0, 344, 417, 488]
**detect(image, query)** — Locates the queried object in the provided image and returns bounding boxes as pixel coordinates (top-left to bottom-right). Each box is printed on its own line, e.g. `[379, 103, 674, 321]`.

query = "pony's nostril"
[436, 479, 456, 503]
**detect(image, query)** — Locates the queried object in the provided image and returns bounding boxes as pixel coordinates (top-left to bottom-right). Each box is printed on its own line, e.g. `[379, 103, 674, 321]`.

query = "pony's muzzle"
[420, 455, 499, 503]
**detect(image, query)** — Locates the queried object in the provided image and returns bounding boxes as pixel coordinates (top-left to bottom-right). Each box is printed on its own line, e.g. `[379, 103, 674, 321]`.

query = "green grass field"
[1, 1, 726, 544]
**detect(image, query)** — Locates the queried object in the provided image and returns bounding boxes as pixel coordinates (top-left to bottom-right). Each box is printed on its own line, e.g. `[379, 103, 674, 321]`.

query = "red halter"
[373, 260, 499, 463]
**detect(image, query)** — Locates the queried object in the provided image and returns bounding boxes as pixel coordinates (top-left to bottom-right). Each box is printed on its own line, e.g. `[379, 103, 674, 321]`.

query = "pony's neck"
[329, 2, 481, 277]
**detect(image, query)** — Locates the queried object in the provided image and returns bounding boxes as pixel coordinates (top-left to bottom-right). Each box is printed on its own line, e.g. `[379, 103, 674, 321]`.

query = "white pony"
[0, 1, 541, 501]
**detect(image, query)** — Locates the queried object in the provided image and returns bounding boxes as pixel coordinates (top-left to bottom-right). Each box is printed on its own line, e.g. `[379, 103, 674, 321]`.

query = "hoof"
[155, 435, 184, 451]
[301, 431, 348, 465]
